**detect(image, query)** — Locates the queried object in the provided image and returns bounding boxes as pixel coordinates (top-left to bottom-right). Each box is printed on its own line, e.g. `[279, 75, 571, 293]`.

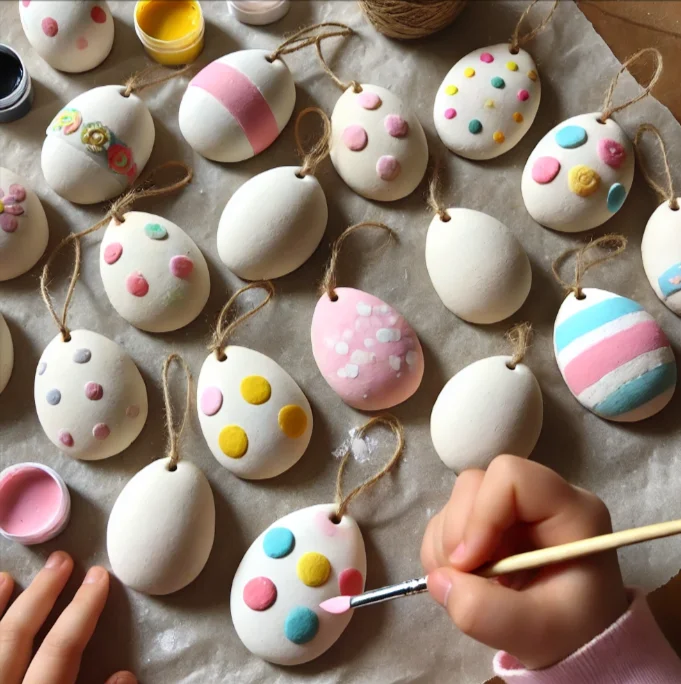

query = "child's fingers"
[0, 573, 15, 615]
[104, 671, 138, 684]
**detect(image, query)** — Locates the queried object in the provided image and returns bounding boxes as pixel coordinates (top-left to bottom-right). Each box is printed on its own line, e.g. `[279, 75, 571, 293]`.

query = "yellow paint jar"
[134, 0, 204, 66]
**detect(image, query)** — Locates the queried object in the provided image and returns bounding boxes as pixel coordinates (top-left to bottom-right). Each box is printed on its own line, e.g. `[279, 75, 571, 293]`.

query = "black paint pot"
[0, 44, 33, 123]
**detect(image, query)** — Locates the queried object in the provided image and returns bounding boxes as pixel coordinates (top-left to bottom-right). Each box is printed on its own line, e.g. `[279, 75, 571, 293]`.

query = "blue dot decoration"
[263, 527, 295, 559]
[607, 183, 627, 213]
[468, 119, 482, 135]
[491, 76, 505, 89]
[555, 126, 588, 149]
[73, 348, 91, 364]
[284, 607, 319, 645]
[46, 389, 61, 406]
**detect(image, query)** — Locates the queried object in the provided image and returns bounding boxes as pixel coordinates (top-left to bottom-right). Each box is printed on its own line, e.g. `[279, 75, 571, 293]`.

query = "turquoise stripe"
[555, 297, 643, 353]
[594, 362, 676, 417]
[657, 263, 681, 298]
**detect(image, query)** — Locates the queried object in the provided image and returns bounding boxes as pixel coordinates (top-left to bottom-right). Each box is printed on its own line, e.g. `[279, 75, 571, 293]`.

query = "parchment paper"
[2, 2, 681, 683]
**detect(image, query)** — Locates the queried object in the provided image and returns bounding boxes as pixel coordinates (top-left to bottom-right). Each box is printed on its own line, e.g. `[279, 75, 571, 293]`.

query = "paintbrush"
[320, 518, 681, 614]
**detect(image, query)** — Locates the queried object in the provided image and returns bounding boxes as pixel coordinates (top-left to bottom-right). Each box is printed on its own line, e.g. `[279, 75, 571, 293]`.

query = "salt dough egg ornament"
[19, 1, 114, 73]
[217, 108, 329, 280]
[198, 282, 313, 480]
[231, 415, 402, 665]
[311, 222, 425, 410]
[0, 313, 13, 395]
[0, 167, 49, 281]
[431, 323, 543, 472]
[107, 354, 215, 595]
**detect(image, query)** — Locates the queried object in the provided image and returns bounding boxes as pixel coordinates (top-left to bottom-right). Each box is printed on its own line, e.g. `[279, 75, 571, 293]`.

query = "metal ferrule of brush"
[349, 577, 428, 609]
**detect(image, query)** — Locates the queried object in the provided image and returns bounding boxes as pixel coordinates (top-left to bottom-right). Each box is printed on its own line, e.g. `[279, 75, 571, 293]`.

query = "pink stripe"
[190, 61, 279, 155]
[564, 320, 669, 395]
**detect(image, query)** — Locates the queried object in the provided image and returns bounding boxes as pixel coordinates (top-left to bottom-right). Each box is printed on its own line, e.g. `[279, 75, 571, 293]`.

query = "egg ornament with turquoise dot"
[522, 113, 634, 232]
[230, 503, 366, 665]
[433, 44, 541, 161]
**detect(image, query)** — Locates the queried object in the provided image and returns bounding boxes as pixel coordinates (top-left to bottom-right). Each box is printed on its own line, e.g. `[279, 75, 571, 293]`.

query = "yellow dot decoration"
[493, 131, 505, 144]
[513, 112, 524, 123]
[568, 165, 601, 197]
[445, 84, 458, 96]
[464, 67, 475, 78]
[297, 552, 331, 587]
[240, 376, 271, 405]
[219, 425, 248, 459]
[528, 70, 538, 82]
[506, 61, 518, 71]
[278, 405, 308, 439]
[484, 99, 495, 109]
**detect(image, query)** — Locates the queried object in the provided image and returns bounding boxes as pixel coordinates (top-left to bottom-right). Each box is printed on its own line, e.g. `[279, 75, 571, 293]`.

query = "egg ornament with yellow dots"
[231, 503, 366, 665]
[197, 346, 312, 480]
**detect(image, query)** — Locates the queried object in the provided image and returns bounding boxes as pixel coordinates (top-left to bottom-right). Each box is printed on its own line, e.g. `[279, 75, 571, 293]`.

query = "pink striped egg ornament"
[554, 288, 676, 422]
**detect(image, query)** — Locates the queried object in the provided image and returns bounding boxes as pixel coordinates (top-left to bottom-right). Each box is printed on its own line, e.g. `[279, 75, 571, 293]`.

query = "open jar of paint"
[0, 44, 33, 123]
[134, 0, 204, 66]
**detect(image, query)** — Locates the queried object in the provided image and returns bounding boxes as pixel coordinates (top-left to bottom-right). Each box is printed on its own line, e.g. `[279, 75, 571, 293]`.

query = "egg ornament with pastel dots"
[231, 503, 366, 665]
[0, 167, 49, 281]
[100, 211, 210, 332]
[329, 85, 428, 201]
[522, 113, 634, 232]
[0, 313, 13, 395]
[197, 346, 313, 479]
[19, 1, 114, 73]
[433, 45, 540, 161]
[42, 85, 155, 204]
[34, 330, 148, 460]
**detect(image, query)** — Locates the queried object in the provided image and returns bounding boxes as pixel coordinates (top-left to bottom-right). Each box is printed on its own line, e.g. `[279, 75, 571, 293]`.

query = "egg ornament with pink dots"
[231, 503, 366, 665]
[34, 330, 148, 460]
[329, 85, 428, 202]
[434, 45, 540, 160]
[0, 314, 13, 395]
[197, 347, 313, 480]
[19, 1, 114, 74]
[42, 85, 155, 205]
[100, 211, 210, 333]
[522, 113, 634, 232]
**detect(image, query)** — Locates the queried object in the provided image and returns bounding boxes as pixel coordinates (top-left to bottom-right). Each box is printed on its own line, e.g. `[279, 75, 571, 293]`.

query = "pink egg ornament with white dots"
[19, 1, 114, 73]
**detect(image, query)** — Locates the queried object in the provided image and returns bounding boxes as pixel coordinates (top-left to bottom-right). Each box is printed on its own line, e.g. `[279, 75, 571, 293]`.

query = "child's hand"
[421, 455, 628, 670]
[0, 551, 136, 684]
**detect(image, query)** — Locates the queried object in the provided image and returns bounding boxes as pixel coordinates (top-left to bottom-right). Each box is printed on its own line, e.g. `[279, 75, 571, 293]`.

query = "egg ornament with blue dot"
[231, 503, 366, 665]
[434, 44, 541, 160]
[522, 113, 634, 232]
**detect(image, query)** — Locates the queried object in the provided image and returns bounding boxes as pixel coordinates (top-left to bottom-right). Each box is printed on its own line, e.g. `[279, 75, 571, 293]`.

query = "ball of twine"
[358, 0, 467, 40]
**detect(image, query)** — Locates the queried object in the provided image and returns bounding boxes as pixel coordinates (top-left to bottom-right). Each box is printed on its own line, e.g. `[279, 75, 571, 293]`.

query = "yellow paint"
[278, 405, 307, 439]
[568, 165, 601, 197]
[464, 67, 475, 78]
[484, 99, 495, 109]
[493, 131, 505, 144]
[296, 552, 331, 587]
[445, 85, 458, 96]
[506, 61, 518, 71]
[513, 112, 524, 123]
[0, 201, 4, 213]
[528, 70, 538, 82]
[240, 376, 272, 405]
[219, 425, 248, 459]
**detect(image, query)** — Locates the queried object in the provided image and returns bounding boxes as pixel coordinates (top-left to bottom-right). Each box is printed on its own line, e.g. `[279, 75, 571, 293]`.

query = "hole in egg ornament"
[107, 457, 215, 595]
[0, 313, 13, 395]
[230, 504, 366, 665]
[522, 114, 634, 232]
[179, 50, 296, 162]
[34, 330, 148, 460]
[553, 288, 676, 422]
[0, 167, 49, 281]
[217, 167, 328, 280]
[425, 208, 531, 324]
[19, 1, 114, 73]
[311, 288, 424, 410]
[42, 85, 155, 205]
[433, 45, 540, 161]
[100, 211, 210, 332]
[329, 85, 428, 202]
[197, 346, 313, 480]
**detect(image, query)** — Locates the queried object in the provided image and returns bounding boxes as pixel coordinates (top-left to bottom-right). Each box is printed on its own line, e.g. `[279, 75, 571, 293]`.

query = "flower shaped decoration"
[81, 122, 111, 153]
[0, 184, 27, 234]
[50, 108, 82, 135]
[108, 144, 137, 180]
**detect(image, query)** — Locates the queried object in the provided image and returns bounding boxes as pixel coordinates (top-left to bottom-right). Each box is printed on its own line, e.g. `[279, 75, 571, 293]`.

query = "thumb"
[104, 672, 137, 684]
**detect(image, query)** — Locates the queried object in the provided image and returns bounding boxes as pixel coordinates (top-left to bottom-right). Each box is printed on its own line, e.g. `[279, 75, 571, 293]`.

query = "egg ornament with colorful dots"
[434, 45, 540, 161]
[179, 50, 296, 163]
[554, 288, 676, 421]
[42, 85, 155, 204]
[0, 314, 13, 395]
[197, 346, 313, 479]
[231, 503, 366, 665]
[19, 1, 114, 73]
[522, 113, 634, 232]
[100, 211, 210, 332]
[329, 85, 428, 202]
[34, 330, 148, 460]
[0, 167, 49, 281]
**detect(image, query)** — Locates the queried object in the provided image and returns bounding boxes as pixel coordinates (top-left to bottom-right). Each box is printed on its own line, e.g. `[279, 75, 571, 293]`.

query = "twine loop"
[427, 158, 451, 222]
[294, 107, 332, 178]
[334, 414, 405, 521]
[634, 124, 679, 210]
[506, 322, 532, 369]
[510, 0, 559, 53]
[123, 63, 192, 98]
[162, 353, 193, 471]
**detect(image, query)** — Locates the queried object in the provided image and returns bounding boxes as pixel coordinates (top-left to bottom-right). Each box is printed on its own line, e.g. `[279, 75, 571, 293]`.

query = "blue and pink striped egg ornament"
[178, 50, 296, 162]
[553, 288, 676, 422]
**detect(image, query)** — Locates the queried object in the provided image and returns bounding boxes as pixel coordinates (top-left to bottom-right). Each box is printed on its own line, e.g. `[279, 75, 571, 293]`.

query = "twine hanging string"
[294, 107, 332, 178]
[633, 124, 679, 210]
[551, 234, 628, 299]
[161, 353, 193, 471]
[506, 322, 533, 369]
[208, 281, 275, 362]
[320, 222, 395, 301]
[599, 48, 663, 123]
[426, 158, 451, 222]
[510, 0, 560, 53]
[123, 63, 192, 98]
[334, 414, 405, 521]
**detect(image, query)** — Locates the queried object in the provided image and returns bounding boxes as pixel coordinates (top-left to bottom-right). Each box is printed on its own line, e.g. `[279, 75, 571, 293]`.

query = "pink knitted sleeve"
[493, 590, 681, 684]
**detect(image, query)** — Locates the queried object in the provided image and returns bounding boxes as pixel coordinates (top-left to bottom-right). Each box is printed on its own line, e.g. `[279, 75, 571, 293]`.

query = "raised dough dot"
[480, 52, 494, 63]
[556, 125, 588, 149]
[201, 387, 223, 416]
[126, 405, 140, 418]
[263, 527, 295, 558]
[144, 223, 168, 240]
[9, 185, 26, 201]
[58, 429, 73, 447]
[85, 382, 103, 400]
[493, 131, 505, 144]
[464, 67, 475, 78]
[73, 348, 91, 364]
[46, 389, 61, 405]
[284, 607, 319, 645]
[335, 341, 349, 355]
[240, 375, 271, 405]
[278, 405, 308, 438]
[104, 243, 122, 265]
[468, 119, 482, 135]
[243, 577, 277, 611]
[297, 552, 331, 587]
[517, 89, 530, 102]
[376, 155, 401, 181]
[597, 138, 627, 169]
[91, 5, 107, 22]
[219, 425, 248, 458]
[384, 114, 409, 138]
[76, 36, 88, 50]
[531, 156, 561, 184]
[42, 17, 58, 37]
[169, 255, 193, 279]
[338, 568, 363, 596]
[126, 272, 149, 297]
[513, 112, 524, 123]
[528, 70, 538, 81]
[491, 76, 505, 89]
[506, 61, 518, 71]
[444, 108, 456, 120]
[568, 165, 601, 197]
[93, 423, 110, 440]
[484, 99, 495, 109]
[37, 362, 46, 375]
[342, 124, 368, 151]
[445, 85, 458, 96]
[607, 183, 627, 213]
[357, 91, 381, 110]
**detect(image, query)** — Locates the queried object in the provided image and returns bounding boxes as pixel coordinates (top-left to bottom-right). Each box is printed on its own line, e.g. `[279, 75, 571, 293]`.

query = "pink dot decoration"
[93, 423, 110, 440]
[104, 242, 122, 265]
[91, 5, 107, 23]
[126, 272, 149, 297]
[357, 92, 382, 110]
[9, 184, 26, 201]
[169, 255, 194, 279]
[243, 577, 277, 611]
[201, 387, 223, 416]
[480, 52, 494, 63]
[444, 108, 457, 120]
[517, 89, 530, 102]
[85, 382, 103, 401]
[338, 568, 363, 596]
[0, 216, 18, 234]
[41, 17, 58, 37]
[376, 155, 401, 181]
[76, 36, 88, 50]
[126, 405, 140, 418]
[22, 1, 30, 6]
[531, 156, 561, 184]
[597, 138, 627, 169]
[342, 124, 368, 152]
[384, 114, 408, 138]
[58, 429, 74, 447]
